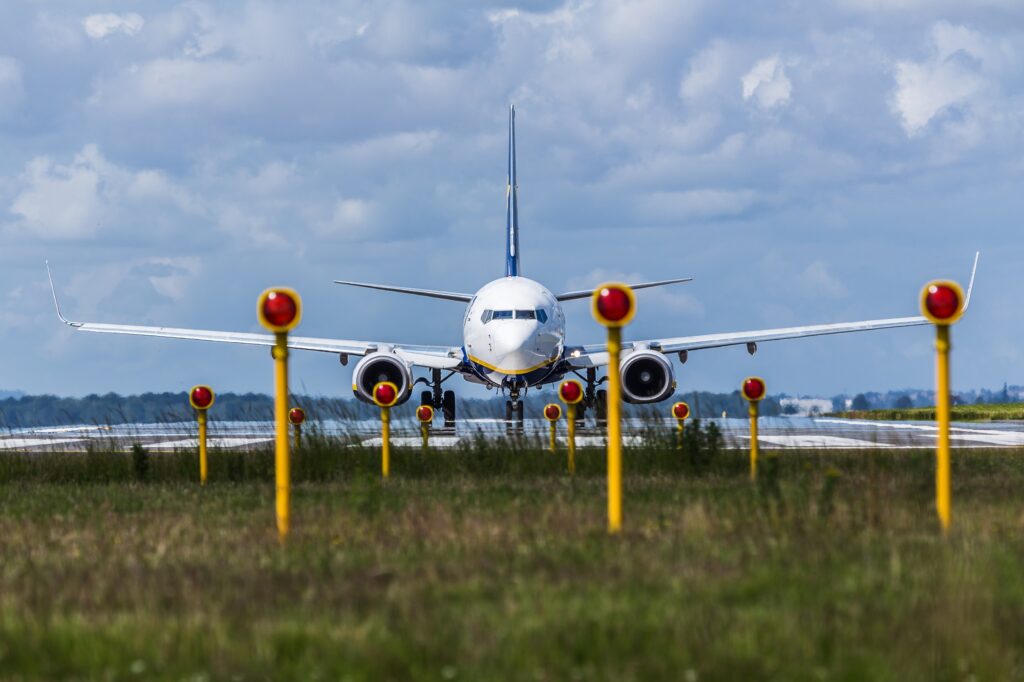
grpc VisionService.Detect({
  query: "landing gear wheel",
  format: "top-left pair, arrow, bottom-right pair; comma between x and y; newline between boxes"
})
595,389 -> 608,428
442,390 -> 456,428
575,402 -> 587,428
420,390 -> 433,408
504,400 -> 525,434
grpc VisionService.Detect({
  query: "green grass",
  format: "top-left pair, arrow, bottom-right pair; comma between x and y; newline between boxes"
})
2,435 -> 1024,680
833,401 -> 1024,421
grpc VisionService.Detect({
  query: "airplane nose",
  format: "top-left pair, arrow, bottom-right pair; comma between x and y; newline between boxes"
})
491,323 -> 534,355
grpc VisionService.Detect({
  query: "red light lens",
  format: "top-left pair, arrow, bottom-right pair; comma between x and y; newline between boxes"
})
375,383 -> 397,406
544,404 -> 560,420
673,403 -> 689,419
191,386 -> 213,409
596,287 -> 632,322
925,284 -> 960,320
743,378 -> 765,401
263,291 -> 297,327
288,407 -> 305,425
417,406 -> 433,422
560,381 -> 582,403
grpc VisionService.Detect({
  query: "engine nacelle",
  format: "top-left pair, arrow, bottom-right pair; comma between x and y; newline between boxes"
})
352,352 -> 414,405
620,350 -> 675,404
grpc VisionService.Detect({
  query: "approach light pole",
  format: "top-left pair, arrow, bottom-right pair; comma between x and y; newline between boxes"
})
592,282 -> 636,534
416,404 -> 434,450
373,381 -> 400,478
544,403 -> 562,454
920,280 -> 965,532
257,287 -> 302,540
189,385 -> 215,485
288,406 -> 306,450
741,377 -> 766,480
559,379 -> 583,474
672,401 -> 690,450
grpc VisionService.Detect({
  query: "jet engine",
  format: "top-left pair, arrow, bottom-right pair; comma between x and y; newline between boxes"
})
352,352 -> 414,405
620,350 -> 675,404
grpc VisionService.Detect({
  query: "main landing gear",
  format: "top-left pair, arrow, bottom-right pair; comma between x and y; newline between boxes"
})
583,368 -> 608,429
419,368 -> 456,429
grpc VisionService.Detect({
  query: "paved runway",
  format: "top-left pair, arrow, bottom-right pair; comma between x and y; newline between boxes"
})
1,416 -> 1024,452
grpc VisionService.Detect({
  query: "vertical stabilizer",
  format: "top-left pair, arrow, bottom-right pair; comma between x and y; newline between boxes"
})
505,105 -> 520,277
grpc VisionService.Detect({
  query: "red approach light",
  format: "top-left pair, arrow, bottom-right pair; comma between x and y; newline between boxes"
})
596,287 -> 632,322
559,380 -> 583,404
288,407 -> 306,425
263,290 -> 298,328
417,405 -> 434,423
924,284 -> 960,321
672,402 -> 690,420
190,385 -> 214,410
374,382 -> 398,407
742,377 -> 766,402
544,403 -> 562,421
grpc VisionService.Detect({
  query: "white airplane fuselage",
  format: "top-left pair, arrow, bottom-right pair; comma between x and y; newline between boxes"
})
462,276 -> 566,387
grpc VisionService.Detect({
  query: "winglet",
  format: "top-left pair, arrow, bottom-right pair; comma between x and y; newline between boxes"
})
963,251 -> 980,313
45,261 -> 80,327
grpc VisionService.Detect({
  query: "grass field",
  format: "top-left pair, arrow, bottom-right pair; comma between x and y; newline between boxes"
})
834,401 -> 1024,421
2,429 -> 1024,680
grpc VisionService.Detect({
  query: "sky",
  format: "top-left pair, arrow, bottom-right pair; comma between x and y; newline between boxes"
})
0,0 -> 1022,399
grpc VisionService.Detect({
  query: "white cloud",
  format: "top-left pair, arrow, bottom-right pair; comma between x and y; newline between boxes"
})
741,55 -> 792,109
11,148 -> 106,239
0,56 -> 23,118
82,12 -> 144,39
889,22 -> 1009,136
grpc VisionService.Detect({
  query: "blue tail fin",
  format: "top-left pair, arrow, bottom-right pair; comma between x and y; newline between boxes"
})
505,104 -> 520,277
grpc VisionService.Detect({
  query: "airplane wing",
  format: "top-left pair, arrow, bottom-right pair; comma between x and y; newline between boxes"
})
333,280 -> 473,302
47,265 -> 462,370
567,252 -> 978,369
555,277 -> 693,302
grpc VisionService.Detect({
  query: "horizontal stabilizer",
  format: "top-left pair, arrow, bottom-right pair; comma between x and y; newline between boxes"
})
333,280 -> 473,303
556,277 -> 693,302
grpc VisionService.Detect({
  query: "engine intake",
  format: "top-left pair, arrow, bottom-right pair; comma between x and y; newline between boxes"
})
352,352 -> 413,405
620,350 -> 675,404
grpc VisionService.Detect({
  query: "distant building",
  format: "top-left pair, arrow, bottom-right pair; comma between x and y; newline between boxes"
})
779,397 -> 833,417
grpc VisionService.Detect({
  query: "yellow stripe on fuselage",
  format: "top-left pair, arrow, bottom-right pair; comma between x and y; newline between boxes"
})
469,354 -> 556,376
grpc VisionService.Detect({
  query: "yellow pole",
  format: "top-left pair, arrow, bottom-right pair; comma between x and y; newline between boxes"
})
198,410 -> 208,485
273,332 -> 290,539
607,326 -> 623,533
936,325 -> 952,532
421,423 -> 429,450
677,419 -> 684,450
567,403 -> 576,475
749,402 -> 759,481
381,407 -> 391,478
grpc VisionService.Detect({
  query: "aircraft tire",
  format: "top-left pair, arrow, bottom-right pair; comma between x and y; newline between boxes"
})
420,390 -> 433,408
596,389 -> 608,428
443,390 -> 456,427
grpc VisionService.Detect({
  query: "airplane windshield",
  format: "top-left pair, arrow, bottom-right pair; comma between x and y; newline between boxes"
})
480,309 -> 548,323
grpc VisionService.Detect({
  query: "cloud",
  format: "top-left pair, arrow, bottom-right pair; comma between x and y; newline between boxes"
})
0,56 -> 23,118
889,22 -> 1011,136
82,13 -> 144,39
741,55 -> 792,109
10,148 -> 106,239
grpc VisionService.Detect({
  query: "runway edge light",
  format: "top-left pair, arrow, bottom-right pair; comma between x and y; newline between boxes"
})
416,404 -> 434,450
258,286 -> 302,541
189,385 -> 215,485
920,279 -> 965,533
741,377 -> 766,481
374,381 -> 400,478
559,380 -> 583,474
591,282 -> 636,534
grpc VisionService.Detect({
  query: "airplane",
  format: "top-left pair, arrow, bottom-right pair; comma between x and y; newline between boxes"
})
48,106 -> 979,430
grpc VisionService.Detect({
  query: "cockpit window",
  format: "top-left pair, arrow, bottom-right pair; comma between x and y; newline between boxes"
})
514,310 -> 535,320
481,310 -> 493,323
492,310 -> 514,320
536,309 -> 548,324
482,309 -> 548,323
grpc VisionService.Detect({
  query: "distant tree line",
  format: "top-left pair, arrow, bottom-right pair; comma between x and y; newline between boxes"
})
0,389 -> 782,428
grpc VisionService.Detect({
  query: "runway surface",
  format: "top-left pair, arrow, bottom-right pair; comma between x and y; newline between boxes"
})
2,416 -> 1024,452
